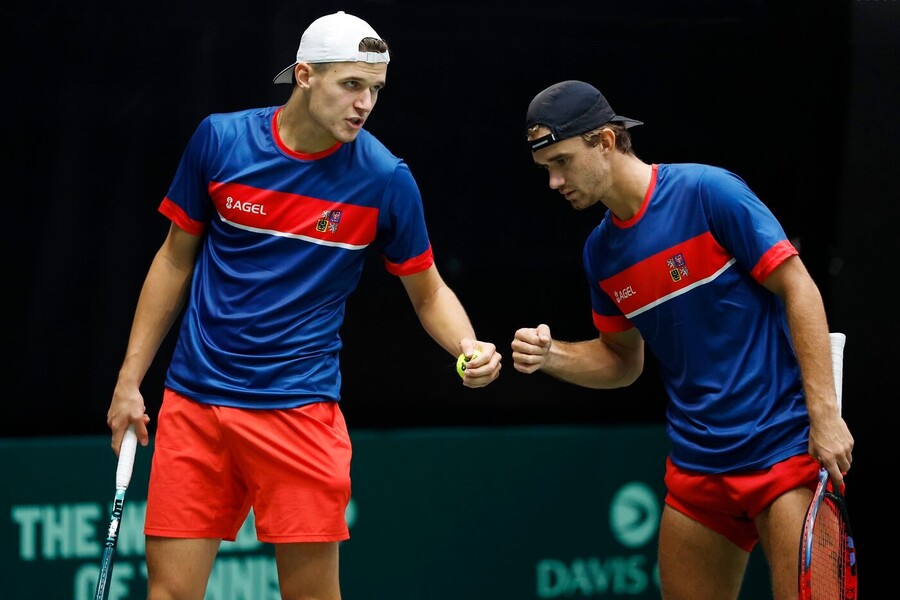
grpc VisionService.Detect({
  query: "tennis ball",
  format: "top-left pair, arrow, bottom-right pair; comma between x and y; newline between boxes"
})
456,350 -> 481,378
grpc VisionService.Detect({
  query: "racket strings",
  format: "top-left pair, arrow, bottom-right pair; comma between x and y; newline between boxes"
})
808,497 -> 848,599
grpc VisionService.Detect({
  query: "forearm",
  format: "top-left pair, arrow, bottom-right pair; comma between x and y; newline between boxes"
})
412,285 -> 477,356
543,337 -> 643,389
783,280 -> 839,419
117,252 -> 193,388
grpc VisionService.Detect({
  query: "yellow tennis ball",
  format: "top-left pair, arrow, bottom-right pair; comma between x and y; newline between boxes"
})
456,350 -> 481,378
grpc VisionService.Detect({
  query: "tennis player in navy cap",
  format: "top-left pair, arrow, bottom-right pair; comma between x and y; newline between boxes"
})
511,80 -> 854,599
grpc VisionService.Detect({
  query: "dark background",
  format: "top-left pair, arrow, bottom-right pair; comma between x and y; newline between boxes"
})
3,0 -> 893,596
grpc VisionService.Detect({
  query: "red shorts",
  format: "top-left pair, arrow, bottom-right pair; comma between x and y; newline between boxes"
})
145,388 -> 352,543
664,454 -> 819,551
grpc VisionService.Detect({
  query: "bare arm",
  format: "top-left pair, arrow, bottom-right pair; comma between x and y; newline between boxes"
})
107,224 -> 202,453
399,265 -> 501,387
511,324 -> 644,389
763,255 -> 854,487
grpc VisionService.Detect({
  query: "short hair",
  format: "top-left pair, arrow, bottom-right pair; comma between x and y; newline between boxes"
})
584,122 -> 636,155
526,121 -> 636,156
309,37 -> 390,73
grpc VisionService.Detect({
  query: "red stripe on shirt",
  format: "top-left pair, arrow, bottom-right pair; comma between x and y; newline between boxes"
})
750,239 -> 797,283
208,181 -> 378,247
593,312 -> 633,333
598,231 -> 732,317
159,198 -> 206,236
384,246 -> 434,276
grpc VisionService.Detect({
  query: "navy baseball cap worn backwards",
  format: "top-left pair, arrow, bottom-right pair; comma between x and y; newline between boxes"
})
525,80 -> 643,152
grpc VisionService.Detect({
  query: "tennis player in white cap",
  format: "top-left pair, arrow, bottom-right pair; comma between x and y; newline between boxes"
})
107,11 -> 501,599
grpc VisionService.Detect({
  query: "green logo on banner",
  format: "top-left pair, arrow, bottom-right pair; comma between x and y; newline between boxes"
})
610,482 -> 660,549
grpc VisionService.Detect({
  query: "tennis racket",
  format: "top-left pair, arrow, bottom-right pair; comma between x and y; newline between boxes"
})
798,332 -> 858,599
94,425 -> 139,600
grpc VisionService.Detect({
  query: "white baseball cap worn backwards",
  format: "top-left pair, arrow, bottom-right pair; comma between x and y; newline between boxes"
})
273,11 -> 390,84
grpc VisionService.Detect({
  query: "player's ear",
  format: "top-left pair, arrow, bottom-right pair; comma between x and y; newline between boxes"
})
294,63 -> 313,87
600,127 -> 617,151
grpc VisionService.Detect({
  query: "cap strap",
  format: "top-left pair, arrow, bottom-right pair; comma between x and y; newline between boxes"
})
358,51 -> 390,64
529,132 -> 559,152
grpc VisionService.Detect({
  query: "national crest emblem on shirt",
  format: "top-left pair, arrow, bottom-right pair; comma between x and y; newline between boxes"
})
316,209 -> 343,234
667,253 -> 689,282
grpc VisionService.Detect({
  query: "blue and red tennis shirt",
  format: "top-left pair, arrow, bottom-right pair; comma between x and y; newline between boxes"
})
159,106 -> 433,410
586,163 -> 809,473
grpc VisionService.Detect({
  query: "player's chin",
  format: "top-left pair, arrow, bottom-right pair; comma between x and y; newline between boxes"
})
337,122 -> 364,140
571,198 -> 593,211
334,131 -> 361,144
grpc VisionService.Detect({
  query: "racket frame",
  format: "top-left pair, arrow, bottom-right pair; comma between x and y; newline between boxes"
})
797,332 -> 857,599
94,425 -> 138,600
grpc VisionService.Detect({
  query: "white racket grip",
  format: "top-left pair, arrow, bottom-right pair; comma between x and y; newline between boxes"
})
116,426 -> 138,489
829,332 -> 846,414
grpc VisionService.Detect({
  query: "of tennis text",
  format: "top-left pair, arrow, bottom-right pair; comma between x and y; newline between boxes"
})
10,501 -> 281,599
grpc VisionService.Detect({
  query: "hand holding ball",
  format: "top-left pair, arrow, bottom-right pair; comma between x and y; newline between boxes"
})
456,350 -> 481,378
